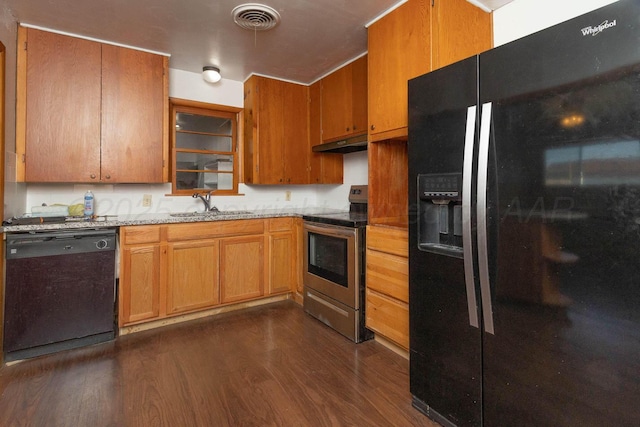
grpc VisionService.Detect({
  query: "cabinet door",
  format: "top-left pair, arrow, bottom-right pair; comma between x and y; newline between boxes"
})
309,81 -> 343,184
167,240 -> 219,314
268,232 -> 294,295
432,0 -> 492,70
321,62 -> 352,141
321,55 -> 368,142
220,235 -> 264,303
102,44 -> 166,183
368,0 -> 431,141
120,244 -> 161,326
282,82 -> 310,184
254,77 -> 285,184
23,28 -> 102,182
350,55 -> 368,136
244,76 -> 309,184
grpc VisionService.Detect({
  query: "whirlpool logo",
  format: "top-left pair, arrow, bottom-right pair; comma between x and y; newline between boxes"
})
581,19 -> 617,36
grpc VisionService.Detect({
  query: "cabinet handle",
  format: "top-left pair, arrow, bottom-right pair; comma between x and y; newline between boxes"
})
370,124 -> 375,131
105,174 -> 111,180
90,174 -> 96,179
353,125 -> 357,130
346,127 -> 350,132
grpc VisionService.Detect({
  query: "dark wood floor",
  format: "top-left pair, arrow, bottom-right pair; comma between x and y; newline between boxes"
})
0,300 -> 437,426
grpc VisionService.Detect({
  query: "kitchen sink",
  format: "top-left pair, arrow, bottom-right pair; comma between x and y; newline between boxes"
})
169,210 -> 252,218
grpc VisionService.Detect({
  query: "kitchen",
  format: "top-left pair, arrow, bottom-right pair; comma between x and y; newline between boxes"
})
0,0 -> 636,426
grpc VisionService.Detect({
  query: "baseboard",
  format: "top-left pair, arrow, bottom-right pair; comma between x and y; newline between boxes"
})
373,334 -> 409,359
119,294 -> 291,336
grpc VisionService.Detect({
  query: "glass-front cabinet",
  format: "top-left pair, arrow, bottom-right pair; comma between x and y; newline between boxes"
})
170,101 -> 240,194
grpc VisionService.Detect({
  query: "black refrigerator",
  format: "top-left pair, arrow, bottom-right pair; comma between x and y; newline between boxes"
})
408,1 -> 640,426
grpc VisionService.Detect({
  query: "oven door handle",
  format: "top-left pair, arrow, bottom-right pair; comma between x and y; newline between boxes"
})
303,221 -> 358,238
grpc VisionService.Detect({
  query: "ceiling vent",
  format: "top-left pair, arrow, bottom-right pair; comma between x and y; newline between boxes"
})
232,4 -> 281,31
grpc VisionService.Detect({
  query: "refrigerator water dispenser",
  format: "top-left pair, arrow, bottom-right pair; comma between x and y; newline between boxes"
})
416,173 -> 463,258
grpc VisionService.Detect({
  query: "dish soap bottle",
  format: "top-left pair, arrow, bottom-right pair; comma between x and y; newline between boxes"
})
84,190 -> 95,218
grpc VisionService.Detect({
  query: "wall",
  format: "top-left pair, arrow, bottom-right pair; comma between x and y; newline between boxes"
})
23,68 -> 367,216
493,0 -> 618,45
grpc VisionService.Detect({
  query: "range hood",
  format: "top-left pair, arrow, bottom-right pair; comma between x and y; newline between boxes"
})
312,133 -> 368,154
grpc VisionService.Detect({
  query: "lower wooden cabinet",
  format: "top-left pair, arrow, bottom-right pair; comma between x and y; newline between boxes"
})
119,218 -> 299,327
167,240 -> 219,314
220,235 -> 265,303
267,217 -> 298,295
119,225 -> 163,325
268,233 -> 294,294
120,243 -> 161,324
365,225 -> 409,349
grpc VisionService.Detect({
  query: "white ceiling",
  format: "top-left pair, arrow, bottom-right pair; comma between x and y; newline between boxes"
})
5,0 -> 406,84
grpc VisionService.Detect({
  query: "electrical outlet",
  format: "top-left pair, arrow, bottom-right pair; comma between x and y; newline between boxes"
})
142,194 -> 152,207
285,191 -> 291,201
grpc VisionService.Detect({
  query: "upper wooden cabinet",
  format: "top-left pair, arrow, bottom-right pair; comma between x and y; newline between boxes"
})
16,27 -> 168,183
243,75 -> 309,184
321,55 -> 368,142
101,44 -> 167,183
368,0 -> 431,142
308,80 -> 343,184
367,0 -> 491,142
431,0 -> 493,70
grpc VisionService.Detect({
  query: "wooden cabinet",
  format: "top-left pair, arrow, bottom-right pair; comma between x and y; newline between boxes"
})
243,75 -> 310,184
369,140 -> 410,228
101,44 -> 167,183
368,0 -> 431,142
431,0 -> 494,70
220,235 -> 265,303
119,226 -> 163,326
167,240 -> 219,314
367,0 -> 491,142
119,218 -> 298,327
365,225 -> 409,350
321,55 -> 368,142
16,27 -> 168,183
267,218 -> 296,295
308,80 -> 343,184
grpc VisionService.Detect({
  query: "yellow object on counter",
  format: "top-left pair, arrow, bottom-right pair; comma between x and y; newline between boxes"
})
68,204 -> 84,217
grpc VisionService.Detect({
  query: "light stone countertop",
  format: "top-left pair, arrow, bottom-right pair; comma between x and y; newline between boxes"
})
2,207 -> 346,233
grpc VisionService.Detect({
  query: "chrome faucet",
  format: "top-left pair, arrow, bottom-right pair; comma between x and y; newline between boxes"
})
192,192 -> 219,212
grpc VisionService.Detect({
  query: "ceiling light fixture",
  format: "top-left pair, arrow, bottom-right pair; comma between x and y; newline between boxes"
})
202,66 -> 222,83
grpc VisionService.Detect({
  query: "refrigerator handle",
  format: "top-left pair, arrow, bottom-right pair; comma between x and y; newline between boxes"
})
462,105 -> 479,329
477,102 -> 495,335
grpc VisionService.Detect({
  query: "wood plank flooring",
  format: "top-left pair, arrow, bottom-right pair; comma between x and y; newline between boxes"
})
0,300 -> 437,426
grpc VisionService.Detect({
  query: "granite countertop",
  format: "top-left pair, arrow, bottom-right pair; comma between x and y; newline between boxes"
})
1,207 -> 346,233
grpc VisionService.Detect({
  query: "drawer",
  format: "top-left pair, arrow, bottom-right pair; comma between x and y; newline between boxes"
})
167,219 -> 264,241
365,288 -> 409,350
366,225 -> 408,257
121,225 -> 162,245
268,217 -> 294,232
366,248 -> 409,303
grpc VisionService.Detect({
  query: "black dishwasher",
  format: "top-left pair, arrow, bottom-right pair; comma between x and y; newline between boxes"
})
4,229 -> 117,361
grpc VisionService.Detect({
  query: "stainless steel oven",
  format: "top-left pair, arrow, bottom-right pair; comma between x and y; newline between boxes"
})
302,185 -> 372,343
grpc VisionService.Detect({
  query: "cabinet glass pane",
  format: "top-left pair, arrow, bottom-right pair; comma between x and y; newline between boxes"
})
176,156 -> 234,191
175,153 -> 233,170
176,112 -> 232,135
175,132 -> 232,152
